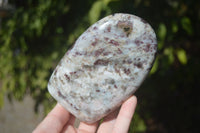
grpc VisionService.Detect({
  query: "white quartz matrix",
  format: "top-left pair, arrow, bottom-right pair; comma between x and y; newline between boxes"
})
48,13 -> 157,123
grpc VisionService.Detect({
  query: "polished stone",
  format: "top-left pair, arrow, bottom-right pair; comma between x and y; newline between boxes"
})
48,13 -> 157,123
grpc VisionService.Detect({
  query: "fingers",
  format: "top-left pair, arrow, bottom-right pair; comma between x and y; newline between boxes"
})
67,115 -> 76,125
33,96 -> 137,133
112,96 -> 137,133
33,103 -> 70,133
97,108 -> 119,133
61,115 -> 76,133
61,125 -> 77,133
78,121 -> 99,133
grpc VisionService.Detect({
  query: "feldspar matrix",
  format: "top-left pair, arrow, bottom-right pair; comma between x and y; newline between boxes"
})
48,13 -> 157,123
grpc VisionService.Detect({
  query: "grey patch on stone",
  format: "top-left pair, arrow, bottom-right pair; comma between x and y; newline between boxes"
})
48,13 -> 157,123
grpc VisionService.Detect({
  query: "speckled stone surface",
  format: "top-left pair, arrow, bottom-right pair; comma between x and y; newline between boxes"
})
48,13 -> 157,123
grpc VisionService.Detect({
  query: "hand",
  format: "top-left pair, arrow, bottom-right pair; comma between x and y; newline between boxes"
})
33,95 -> 137,133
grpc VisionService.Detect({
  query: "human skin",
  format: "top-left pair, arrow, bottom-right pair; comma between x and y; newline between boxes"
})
33,95 -> 137,133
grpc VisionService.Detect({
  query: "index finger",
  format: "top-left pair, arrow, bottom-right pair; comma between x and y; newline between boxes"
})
112,96 -> 137,133
33,103 -> 70,133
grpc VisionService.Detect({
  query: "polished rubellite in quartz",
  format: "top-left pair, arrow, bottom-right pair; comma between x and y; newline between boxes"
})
48,13 -> 157,123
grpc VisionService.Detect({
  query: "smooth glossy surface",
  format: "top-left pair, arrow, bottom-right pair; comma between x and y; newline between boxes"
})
48,13 -> 157,123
